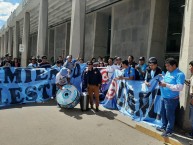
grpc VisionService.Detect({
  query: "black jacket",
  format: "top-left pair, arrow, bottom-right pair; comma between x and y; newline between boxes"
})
145,66 -> 162,82
87,68 -> 102,86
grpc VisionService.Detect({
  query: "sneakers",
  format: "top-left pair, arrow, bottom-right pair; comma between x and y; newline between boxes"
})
156,126 -> 166,132
161,131 -> 173,137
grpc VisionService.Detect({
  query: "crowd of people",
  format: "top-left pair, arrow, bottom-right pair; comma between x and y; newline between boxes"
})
1,53 -> 193,140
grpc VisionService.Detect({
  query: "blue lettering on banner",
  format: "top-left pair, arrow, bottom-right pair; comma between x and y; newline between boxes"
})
0,67 -> 59,107
102,69 -> 162,125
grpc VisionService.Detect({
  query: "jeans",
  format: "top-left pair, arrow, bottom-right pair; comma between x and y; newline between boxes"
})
160,98 -> 179,132
189,104 -> 193,129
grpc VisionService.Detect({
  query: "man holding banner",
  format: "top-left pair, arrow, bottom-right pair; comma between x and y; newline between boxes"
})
157,58 -> 185,137
115,60 -> 135,80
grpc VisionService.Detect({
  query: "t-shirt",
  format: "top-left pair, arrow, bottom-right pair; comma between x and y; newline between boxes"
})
162,68 -> 185,99
123,66 -> 135,78
106,64 -> 119,79
63,61 -> 74,71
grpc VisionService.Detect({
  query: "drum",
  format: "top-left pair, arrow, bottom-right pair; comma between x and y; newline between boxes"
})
56,85 -> 80,108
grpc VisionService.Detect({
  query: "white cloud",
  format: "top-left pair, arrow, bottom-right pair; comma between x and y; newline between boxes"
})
0,1 -> 19,21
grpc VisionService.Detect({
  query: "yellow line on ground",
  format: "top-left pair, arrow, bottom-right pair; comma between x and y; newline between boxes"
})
135,124 -> 182,145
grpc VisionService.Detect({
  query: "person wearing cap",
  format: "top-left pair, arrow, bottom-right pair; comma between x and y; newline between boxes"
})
144,57 -> 162,86
156,58 -> 185,137
55,67 -> 71,90
86,61 -> 102,112
135,57 -> 147,80
28,57 -> 39,68
39,55 -> 51,68
0,53 -> 13,67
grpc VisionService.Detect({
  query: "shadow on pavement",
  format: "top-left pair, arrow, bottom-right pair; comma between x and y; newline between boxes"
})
0,99 -> 57,110
59,106 -> 118,121
172,133 -> 192,145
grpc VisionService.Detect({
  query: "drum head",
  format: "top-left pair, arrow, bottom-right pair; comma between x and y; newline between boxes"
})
56,85 -> 80,108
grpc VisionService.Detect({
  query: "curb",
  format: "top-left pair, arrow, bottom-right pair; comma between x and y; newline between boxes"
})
100,106 -> 183,145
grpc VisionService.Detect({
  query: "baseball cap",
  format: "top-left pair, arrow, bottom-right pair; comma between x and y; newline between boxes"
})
5,53 -> 9,57
148,57 -> 157,64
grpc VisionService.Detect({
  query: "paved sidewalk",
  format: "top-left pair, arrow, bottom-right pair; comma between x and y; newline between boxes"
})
99,105 -> 192,145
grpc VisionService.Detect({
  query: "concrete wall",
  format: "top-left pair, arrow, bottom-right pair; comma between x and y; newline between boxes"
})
148,0 -> 169,67
84,13 -> 95,61
48,29 -> 55,63
66,22 -> 71,57
29,34 -> 37,58
111,0 -> 151,61
46,22 -> 71,63
54,24 -> 66,60
93,12 -> 109,58
177,0 -> 193,130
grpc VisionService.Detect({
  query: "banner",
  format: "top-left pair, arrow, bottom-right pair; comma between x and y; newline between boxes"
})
0,66 -> 163,125
0,67 -> 58,107
0,63 -> 86,107
102,69 -> 162,125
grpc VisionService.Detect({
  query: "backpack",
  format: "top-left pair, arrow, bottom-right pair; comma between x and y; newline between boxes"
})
128,67 -> 140,80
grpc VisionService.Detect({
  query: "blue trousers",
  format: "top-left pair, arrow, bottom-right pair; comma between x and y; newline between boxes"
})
189,104 -> 193,129
160,98 -> 179,132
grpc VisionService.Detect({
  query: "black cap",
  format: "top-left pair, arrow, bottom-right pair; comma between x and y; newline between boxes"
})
42,55 -> 47,59
148,57 -> 157,64
139,56 -> 145,61
5,53 -> 9,57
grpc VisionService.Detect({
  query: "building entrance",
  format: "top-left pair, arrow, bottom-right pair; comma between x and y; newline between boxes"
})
165,0 -> 185,60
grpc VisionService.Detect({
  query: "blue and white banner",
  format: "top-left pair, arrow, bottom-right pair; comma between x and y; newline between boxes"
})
0,65 -> 163,125
0,67 -> 58,107
0,63 -> 86,107
102,69 -> 162,125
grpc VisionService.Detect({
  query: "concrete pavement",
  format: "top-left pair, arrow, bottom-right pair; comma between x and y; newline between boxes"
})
0,100 -> 165,145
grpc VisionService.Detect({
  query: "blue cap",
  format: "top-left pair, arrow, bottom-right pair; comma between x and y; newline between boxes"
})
59,68 -> 68,76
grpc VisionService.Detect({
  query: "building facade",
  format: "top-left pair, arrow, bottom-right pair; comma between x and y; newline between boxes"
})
0,0 -> 193,129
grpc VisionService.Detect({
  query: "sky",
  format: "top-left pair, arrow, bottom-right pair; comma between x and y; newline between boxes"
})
0,0 -> 21,28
